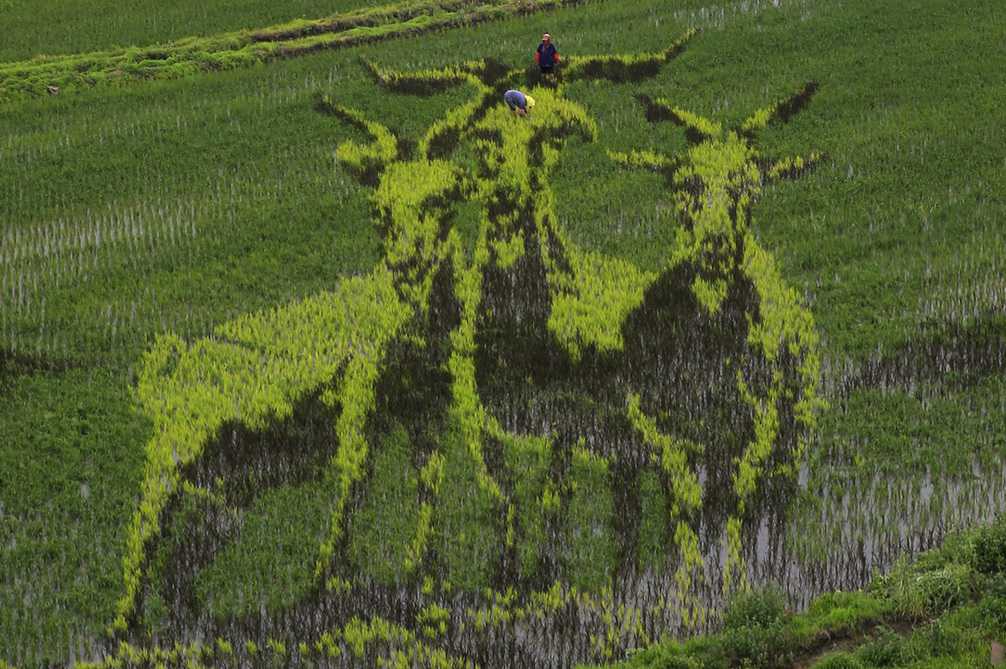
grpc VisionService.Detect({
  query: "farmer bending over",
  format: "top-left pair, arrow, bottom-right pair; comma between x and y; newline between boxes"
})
535,33 -> 560,76
504,89 -> 536,116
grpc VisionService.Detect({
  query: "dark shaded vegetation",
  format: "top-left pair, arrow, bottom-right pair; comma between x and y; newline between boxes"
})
0,348 -> 74,391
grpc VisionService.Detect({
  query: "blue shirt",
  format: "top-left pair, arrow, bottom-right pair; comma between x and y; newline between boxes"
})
504,90 -> 527,110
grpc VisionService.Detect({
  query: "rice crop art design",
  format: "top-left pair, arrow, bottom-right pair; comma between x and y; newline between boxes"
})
107,31 -> 826,668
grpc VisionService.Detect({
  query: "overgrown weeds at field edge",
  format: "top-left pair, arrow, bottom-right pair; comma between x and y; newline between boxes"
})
597,518 -> 1006,669
0,0 -> 589,102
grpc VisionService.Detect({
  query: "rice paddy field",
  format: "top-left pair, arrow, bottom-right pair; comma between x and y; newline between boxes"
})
1,0 -> 1005,667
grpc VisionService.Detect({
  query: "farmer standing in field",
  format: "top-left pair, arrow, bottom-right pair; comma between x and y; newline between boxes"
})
504,89 -> 536,116
535,32 -> 560,77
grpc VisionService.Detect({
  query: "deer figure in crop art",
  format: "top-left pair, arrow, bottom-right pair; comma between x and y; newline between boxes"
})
111,30 -> 826,666
607,83 -> 826,591
111,97 -> 472,634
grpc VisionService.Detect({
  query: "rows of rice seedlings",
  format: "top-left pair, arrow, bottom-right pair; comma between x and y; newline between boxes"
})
0,65 -> 377,368
453,54 -> 828,652
78,615 -> 472,669
12,442 -> 1006,668
590,519 -> 1006,668
5,0 -> 981,368
2,507 -> 117,667
0,22 -> 492,663
669,0 -> 833,30
110,62 -> 491,631
0,362 -> 151,669
0,156 -> 333,300
0,61 -> 353,192
918,239 -> 1006,327
764,249 -> 1006,627
0,40 -> 376,657
818,320 -> 1006,403
779,455 -> 1006,610
1,199 -> 200,312
1,66 -> 359,229
25,14 -> 849,655
113,269 -> 411,632
0,0 -> 395,62
802,182 -> 1006,378
0,170 -> 328,364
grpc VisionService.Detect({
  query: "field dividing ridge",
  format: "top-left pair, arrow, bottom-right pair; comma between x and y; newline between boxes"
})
0,0 -> 592,103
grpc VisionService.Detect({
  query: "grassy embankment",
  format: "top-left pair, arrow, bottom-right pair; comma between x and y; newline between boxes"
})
595,517 -> 1006,668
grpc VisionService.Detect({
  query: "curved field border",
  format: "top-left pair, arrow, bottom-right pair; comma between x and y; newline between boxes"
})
0,0 -> 591,103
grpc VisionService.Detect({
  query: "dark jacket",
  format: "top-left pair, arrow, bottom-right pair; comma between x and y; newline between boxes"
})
536,42 -> 558,68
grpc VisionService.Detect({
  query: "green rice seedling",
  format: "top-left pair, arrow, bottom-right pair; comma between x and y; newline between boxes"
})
636,468 -> 670,571
347,425 -> 424,584
500,432 -> 553,581
563,446 -> 617,592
